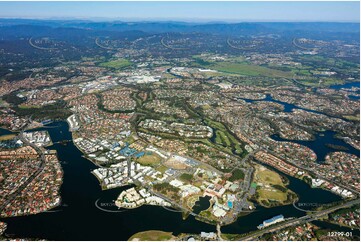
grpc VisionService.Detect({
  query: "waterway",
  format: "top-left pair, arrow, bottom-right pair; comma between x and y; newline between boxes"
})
330,81 -> 360,101
329,81 -> 360,90
312,220 -> 360,236
271,130 -> 360,162
193,196 -> 211,214
0,121 -> 357,240
0,127 -> 15,136
348,95 -> 360,101
241,84 -> 360,123
1,122 -> 216,240
241,94 -> 332,115
240,92 -> 360,162
222,162 -> 343,234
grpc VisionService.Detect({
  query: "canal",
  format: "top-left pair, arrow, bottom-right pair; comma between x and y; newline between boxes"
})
0,121 -> 356,240
271,130 -> 360,162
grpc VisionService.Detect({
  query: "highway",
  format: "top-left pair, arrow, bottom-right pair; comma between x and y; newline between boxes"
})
236,199 -> 359,241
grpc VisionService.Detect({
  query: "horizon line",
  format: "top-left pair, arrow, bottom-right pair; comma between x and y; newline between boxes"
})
0,17 -> 360,24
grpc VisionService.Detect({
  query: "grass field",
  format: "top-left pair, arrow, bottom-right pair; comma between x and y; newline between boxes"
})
99,58 -> 132,69
297,77 -> 344,87
258,188 -> 287,202
253,165 -> 292,206
136,153 -> 161,166
255,165 -> 283,185
222,233 -> 243,241
179,173 -> 193,182
208,61 -> 293,78
156,165 -> 169,173
204,118 -> 244,155
191,55 -> 294,78
128,230 -> 174,241
215,130 -> 231,146
0,134 -> 16,141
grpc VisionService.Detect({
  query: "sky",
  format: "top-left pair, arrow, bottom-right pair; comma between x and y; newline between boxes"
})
0,1 -> 359,22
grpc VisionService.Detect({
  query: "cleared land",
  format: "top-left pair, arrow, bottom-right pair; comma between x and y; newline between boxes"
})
164,157 -> 188,170
99,58 -> 132,69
